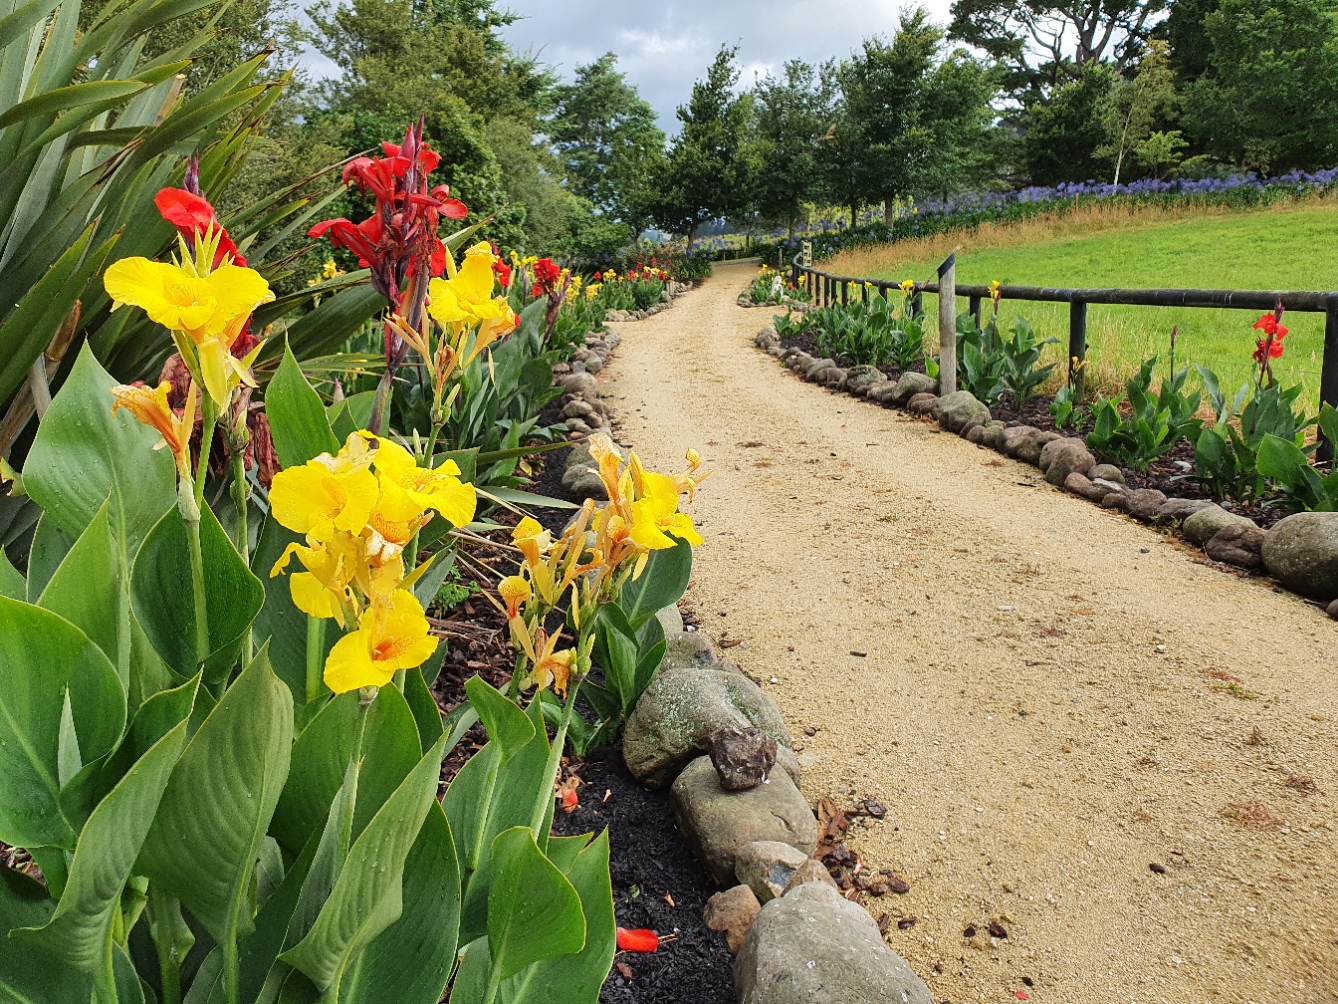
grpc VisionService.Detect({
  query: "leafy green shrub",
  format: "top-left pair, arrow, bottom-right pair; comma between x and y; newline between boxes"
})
805,292 -> 925,370
1086,357 -> 1203,468
1194,367 -> 1315,500
1050,385 -> 1083,428
1256,405 -> 1338,511
773,311 -> 810,339
956,312 -> 1057,407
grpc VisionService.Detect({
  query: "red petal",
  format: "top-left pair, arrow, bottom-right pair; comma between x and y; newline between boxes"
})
440,198 -> 469,221
155,187 -> 216,230
1016,993 -> 1030,1001
308,217 -> 352,239
616,928 -> 658,953
419,147 -> 441,173
381,141 -> 402,158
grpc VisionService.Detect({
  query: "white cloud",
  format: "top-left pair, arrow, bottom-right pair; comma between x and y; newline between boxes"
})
294,0 -> 958,132
501,0 -> 955,131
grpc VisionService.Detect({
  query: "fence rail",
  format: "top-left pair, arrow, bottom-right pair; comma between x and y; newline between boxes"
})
789,259 -> 1338,461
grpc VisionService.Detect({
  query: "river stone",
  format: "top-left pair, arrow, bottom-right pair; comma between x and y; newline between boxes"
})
662,630 -> 732,672
567,469 -> 607,500
820,367 -> 848,389
887,371 -> 938,405
755,328 -> 779,349
1123,488 -> 1168,521
783,857 -> 840,895
1262,512 -> 1338,599
965,423 -> 987,443
959,410 -> 989,437
1065,472 -> 1109,502
1016,430 -> 1062,466
907,392 -> 938,414
786,353 -> 812,372
656,604 -> 684,636
624,669 -> 797,789
708,725 -> 778,790
1041,438 -> 1095,485
845,365 -> 883,394
1088,463 -> 1125,484
1205,524 -> 1268,570
672,756 -> 817,885
979,421 -> 1008,449
767,344 -> 783,357
734,882 -> 933,1004
704,885 -> 761,954
803,357 -> 837,379
1157,498 -> 1216,523
557,371 -> 598,398
932,390 -> 990,434
1000,425 -> 1041,457
583,355 -> 603,373
561,462 -> 598,490
735,841 -> 811,903
865,380 -> 898,403
1182,505 -> 1256,545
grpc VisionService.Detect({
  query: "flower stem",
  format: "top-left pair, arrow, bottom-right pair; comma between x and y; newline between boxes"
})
368,371 -> 393,436
529,678 -> 580,839
195,396 -> 217,512
150,885 -> 183,1004
305,616 -> 326,705
230,453 -> 252,661
180,481 -> 209,670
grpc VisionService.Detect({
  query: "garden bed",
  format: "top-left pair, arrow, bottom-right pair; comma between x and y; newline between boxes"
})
772,332 -> 1296,528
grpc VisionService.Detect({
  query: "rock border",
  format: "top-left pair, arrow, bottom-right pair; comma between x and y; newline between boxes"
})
601,279 -> 694,324
753,323 -> 1338,617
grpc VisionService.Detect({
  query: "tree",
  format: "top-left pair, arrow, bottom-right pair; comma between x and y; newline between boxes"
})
1154,0 -> 1219,83
751,62 -> 834,234
548,53 -> 666,230
1098,38 -> 1178,187
1180,0 -> 1338,173
649,45 -> 752,240
301,0 -> 552,249
835,10 -> 998,216
1022,61 -> 1115,185
948,0 -> 1168,103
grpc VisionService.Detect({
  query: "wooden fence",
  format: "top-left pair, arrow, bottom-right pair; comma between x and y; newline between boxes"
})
789,256 -> 1338,461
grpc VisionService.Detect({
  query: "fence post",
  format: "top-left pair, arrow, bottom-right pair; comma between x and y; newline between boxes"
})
968,295 -> 981,328
1320,297 -> 1338,464
841,280 -> 848,307
1069,300 -> 1088,404
938,253 -> 957,395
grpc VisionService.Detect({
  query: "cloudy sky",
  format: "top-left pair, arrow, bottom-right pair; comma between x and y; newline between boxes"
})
300,2 -> 958,131
498,0 -> 955,130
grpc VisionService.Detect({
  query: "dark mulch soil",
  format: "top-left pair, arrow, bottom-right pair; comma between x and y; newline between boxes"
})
552,746 -> 735,1004
776,334 -> 1296,529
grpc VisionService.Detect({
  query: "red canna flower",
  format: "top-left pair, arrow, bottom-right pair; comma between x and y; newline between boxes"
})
1253,337 -> 1285,363
154,188 -> 245,268
616,928 -> 659,952
1252,313 -> 1288,339
533,258 -> 561,293
493,259 -> 512,288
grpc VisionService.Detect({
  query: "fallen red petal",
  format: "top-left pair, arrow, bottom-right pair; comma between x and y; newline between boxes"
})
616,927 -> 659,952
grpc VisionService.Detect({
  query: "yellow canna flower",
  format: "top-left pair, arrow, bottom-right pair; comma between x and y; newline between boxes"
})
362,434 -> 476,528
527,627 -> 574,696
511,516 -> 551,571
499,575 -> 530,618
629,471 -> 703,551
110,380 -> 196,479
899,279 -> 916,295
270,539 -> 352,626
988,279 -> 1002,300
103,257 -> 273,405
268,454 -> 380,542
323,589 -> 438,693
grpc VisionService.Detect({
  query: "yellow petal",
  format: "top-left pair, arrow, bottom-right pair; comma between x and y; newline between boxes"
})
323,628 -> 392,694
197,337 -> 230,405
290,572 -> 337,618
204,264 -> 274,322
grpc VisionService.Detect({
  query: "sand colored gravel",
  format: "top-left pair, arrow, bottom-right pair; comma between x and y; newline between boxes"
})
599,263 -> 1337,1004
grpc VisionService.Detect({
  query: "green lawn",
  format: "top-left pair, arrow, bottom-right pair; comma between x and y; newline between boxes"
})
860,204 -> 1338,408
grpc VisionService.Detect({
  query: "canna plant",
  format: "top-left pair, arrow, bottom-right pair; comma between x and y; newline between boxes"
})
0,183 -> 638,1004
494,435 -> 707,753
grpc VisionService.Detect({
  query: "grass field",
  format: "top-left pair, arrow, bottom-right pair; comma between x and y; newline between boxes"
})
826,199 -> 1338,407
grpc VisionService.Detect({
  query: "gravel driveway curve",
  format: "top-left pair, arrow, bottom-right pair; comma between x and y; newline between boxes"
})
601,262 -> 1337,1004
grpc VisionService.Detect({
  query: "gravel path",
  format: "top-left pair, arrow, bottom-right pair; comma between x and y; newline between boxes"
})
601,263 -> 1337,1004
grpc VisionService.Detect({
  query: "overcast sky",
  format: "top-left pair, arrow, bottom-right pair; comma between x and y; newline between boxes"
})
499,0 -> 956,131
300,1 -> 958,132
